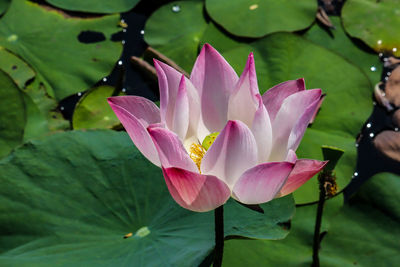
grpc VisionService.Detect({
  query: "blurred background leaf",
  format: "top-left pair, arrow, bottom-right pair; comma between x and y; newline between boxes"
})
205,0 -> 317,38
342,0 -> 400,57
45,0 -> 140,14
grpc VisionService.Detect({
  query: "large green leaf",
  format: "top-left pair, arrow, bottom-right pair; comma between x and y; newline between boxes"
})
223,173 -> 400,266
320,173 -> 400,266
0,47 -> 35,89
222,32 -> 371,203
304,17 -> 381,85
0,0 -> 10,15
144,0 -> 208,72
45,0 -> 140,13
72,85 -> 120,130
0,0 -> 122,100
199,22 -> 243,54
0,130 -> 295,266
342,0 -> 400,57
222,196 -> 343,266
205,0 -> 317,38
0,69 -> 26,158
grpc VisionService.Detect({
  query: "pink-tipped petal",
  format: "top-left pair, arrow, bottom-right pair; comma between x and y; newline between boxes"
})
279,159 -> 328,197
172,75 -> 190,140
251,95 -> 273,163
108,96 -> 160,127
190,44 -> 239,132
162,167 -> 231,212
154,60 -> 185,129
269,89 -> 322,161
228,53 -> 259,126
148,127 -> 198,172
262,78 -> 305,121
201,120 -> 258,189
108,97 -> 161,166
233,162 -> 294,204
287,96 -> 322,152
285,149 -> 297,163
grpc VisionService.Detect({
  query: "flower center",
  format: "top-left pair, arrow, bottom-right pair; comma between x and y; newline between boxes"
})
189,143 -> 206,172
189,132 -> 219,172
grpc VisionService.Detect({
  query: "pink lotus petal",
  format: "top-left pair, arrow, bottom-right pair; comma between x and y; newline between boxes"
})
108,96 -> 161,166
190,44 -> 239,132
108,96 -> 160,127
171,75 -> 190,140
228,53 -> 259,127
232,162 -> 294,204
148,127 -> 198,172
154,59 -> 183,129
287,96 -> 322,152
279,159 -> 328,197
262,78 -> 305,121
269,89 -> 322,161
285,149 -> 297,163
162,167 -> 231,212
251,95 -> 273,163
201,120 -> 258,189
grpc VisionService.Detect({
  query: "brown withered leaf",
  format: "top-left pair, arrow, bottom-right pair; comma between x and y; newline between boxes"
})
385,66 -> 400,107
374,130 -> 400,162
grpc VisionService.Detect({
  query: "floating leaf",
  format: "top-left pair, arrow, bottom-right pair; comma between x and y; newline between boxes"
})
320,173 -> 400,265
342,0 -> 400,57
222,32 -> 371,203
205,0 -> 317,38
45,0 -> 140,13
72,86 -> 120,130
199,21 -> 243,54
304,16 -> 381,84
0,0 -> 122,100
224,172 -> 400,266
0,69 -> 26,158
0,47 -> 35,88
0,0 -> 9,15
222,196 -> 343,266
0,130 -> 295,266
144,0 -> 208,72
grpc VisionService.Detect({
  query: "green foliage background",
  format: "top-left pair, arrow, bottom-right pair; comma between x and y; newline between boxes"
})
0,0 -> 399,266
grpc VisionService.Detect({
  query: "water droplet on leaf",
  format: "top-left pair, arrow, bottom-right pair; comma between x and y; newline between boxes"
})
172,5 -> 181,12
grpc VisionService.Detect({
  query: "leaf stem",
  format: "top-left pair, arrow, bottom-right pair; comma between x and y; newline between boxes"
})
214,205 -> 224,267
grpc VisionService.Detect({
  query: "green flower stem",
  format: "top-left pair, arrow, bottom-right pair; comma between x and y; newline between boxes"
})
214,205 -> 224,267
312,173 -> 327,267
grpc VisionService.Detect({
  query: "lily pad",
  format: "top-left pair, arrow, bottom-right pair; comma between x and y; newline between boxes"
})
72,86 -> 120,130
205,0 -> 317,38
222,32 -> 371,203
0,69 -> 26,158
320,172 -> 400,266
0,0 -> 122,100
199,22 -> 243,54
45,0 -> 140,13
304,16 -> 381,85
0,0 -> 10,15
223,173 -> 400,266
0,130 -> 295,266
222,195 -> 343,266
0,47 -> 35,88
144,0 -> 208,72
342,0 -> 400,57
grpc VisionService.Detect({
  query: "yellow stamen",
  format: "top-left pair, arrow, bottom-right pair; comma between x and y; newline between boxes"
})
189,143 -> 206,172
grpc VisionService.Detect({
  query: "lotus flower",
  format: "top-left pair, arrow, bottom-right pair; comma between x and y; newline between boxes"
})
108,44 -> 327,212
